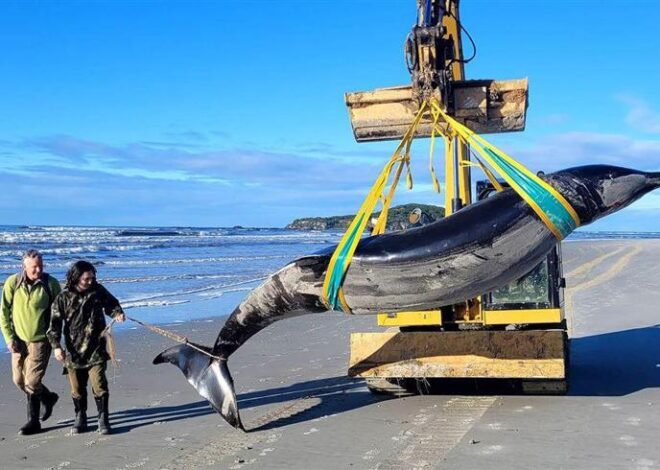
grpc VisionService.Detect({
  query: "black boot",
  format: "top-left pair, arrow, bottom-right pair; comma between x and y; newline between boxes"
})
71,396 -> 88,434
19,393 -> 42,435
40,387 -> 59,422
95,394 -> 111,435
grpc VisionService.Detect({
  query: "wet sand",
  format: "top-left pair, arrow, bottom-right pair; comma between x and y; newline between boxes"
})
0,239 -> 659,469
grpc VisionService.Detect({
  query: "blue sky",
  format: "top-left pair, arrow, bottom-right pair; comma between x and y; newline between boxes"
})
1,1 -> 660,230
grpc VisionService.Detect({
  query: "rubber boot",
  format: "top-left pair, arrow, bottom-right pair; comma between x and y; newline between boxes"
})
19,393 -> 42,435
71,396 -> 88,434
40,387 -> 59,422
95,395 -> 111,435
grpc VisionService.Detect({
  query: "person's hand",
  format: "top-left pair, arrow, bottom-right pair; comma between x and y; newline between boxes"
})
115,313 -> 126,323
54,348 -> 66,363
7,340 -> 19,354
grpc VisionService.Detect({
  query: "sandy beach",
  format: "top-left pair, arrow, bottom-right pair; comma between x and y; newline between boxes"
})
0,239 -> 659,469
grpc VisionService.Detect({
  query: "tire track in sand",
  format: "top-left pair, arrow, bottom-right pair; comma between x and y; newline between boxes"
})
367,396 -> 497,470
565,245 -> 629,279
565,244 -> 642,335
162,397 -> 321,469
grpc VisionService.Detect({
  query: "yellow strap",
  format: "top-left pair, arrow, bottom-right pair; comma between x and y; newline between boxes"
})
428,106 -> 442,193
474,132 -> 580,226
372,130 -> 416,235
438,119 -> 563,238
433,100 -> 579,225
324,95 -> 582,312
460,157 -> 504,192
430,99 -> 580,238
372,158 -> 406,235
322,101 -> 429,310
337,288 -> 351,314
405,158 -> 413,190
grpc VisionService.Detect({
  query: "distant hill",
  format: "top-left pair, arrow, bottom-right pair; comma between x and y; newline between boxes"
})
286,203 -> 444,231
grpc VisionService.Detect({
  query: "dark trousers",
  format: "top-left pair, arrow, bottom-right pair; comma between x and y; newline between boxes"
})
67,363 -> 108,399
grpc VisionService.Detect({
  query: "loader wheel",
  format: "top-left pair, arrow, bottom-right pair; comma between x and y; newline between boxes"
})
365,378 -> 417,397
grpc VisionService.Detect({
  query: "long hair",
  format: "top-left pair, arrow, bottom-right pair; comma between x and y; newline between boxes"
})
65,260 -> 97,290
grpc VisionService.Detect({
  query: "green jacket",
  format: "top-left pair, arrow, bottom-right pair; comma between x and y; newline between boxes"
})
1,273 -> 62,344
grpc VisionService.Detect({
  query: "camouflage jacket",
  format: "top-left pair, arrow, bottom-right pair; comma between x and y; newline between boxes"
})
47,283 -> 123,369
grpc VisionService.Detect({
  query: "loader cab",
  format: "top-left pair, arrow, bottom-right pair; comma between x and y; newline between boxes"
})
376,180 -> 567,328
477,180 -> 566,327
347,0 -> 568,395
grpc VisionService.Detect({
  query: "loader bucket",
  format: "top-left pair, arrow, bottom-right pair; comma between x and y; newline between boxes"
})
345,78 -> 529,142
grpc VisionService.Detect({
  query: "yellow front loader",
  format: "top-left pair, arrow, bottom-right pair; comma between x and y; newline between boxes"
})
345,0 -> 569,395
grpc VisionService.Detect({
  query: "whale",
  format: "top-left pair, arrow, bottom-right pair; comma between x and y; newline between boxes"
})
154,165 -> 660,430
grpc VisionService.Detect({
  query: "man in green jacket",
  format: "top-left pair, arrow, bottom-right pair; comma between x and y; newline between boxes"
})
1,250 -> 62,435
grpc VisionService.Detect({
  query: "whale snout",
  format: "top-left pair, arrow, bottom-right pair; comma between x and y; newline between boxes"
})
153,344 -> 245,431
647,172 -> 660,189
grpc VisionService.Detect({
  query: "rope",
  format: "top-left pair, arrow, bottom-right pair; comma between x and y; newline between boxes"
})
100,318 -> 120,383
98,315 -> 221,374
126,316 -> 221,360
321,100 -> 429,312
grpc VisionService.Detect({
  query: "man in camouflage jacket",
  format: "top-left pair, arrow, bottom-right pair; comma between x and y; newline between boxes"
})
47,260 -> 125,434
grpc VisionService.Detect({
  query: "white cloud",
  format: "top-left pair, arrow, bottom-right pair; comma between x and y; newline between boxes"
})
8,135 -> 386,191
4,127 -> 660,227
617,94 -> 660,134
506,131 -> 660,172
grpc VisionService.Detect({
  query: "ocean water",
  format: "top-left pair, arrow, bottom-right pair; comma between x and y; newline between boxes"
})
1,224 -> 658,348
0,225 -> 342,347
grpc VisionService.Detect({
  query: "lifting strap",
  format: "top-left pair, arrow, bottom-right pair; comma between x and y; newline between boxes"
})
428,104 -> 443,193
322,98 -> 581,312
321,101 -> 428,312
429,100 -> 581,239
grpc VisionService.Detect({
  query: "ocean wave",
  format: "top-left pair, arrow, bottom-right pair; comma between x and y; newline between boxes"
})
568,231 -> 660,240
0,255 -> 282,270
0,228 -> 337,262
116,230 -> 199,237
197,286 -> 254,298
0,244 -> 164,257
101,273 -> 239,284
122,299 -> 191,309
0,233 -> 117,245
25,226 -> 113,232
101,255 -> 290,266
2,227 -> 334,241
0,236 -> 333,254
119,276 -> 267,304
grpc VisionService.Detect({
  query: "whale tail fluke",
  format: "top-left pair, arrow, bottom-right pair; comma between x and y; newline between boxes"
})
153,345 -> 244,431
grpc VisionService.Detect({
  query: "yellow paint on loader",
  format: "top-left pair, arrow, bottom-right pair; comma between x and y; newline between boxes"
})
344,79 -> 529,143
348,330 -> 567,379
